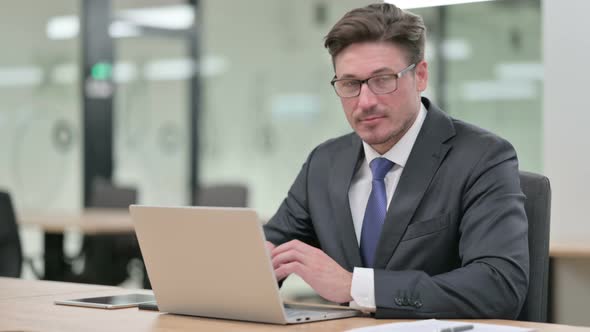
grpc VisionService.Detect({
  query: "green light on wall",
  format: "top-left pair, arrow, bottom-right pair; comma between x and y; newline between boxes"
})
91,62 -> 113,80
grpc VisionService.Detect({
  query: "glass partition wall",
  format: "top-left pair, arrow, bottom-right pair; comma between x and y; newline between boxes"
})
442,0 -> 542,172
0,0 -> 541,219
0,1 -> 82,280
199,0 -> 542,218
0,1 -> 82,212
110,0 -> 194,206
0,0 -> 541,283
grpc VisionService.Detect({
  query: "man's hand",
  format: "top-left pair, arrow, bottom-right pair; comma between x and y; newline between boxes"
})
270,239 -> 353,303
265,241 -> 276,254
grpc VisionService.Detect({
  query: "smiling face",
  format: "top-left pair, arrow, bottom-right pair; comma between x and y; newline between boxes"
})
334,42 -> 428,154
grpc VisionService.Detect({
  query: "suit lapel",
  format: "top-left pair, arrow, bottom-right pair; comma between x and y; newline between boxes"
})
329,135 -> 364,270
373,99 -> 455,269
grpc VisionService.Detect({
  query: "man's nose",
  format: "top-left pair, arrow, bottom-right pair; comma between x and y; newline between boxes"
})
357,82 -> 378,109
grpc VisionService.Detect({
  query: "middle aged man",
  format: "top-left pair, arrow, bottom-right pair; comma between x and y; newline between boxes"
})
263,3 -> 529,319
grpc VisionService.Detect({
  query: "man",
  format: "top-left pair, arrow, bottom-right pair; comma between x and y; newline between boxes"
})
263,3 -> 528,319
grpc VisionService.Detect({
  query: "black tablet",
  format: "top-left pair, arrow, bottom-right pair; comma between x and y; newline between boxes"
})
55,293 -> 155,309
138,301 -> 159,311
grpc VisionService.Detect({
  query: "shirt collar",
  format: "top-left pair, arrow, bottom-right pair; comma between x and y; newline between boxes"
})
362,101 -> 427,168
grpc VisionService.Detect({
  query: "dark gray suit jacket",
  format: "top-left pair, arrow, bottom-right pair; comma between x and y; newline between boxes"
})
263,97 -> 529,319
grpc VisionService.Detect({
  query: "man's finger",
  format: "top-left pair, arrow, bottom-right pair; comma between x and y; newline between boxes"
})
265,241 -> 276,254
271,249 -> 306,269
274,261 -> 305,280
272,239 -> 311,257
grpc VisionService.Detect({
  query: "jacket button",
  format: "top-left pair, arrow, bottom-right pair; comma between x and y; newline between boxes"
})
394,298 -> 403,306
414,300 -> 423,308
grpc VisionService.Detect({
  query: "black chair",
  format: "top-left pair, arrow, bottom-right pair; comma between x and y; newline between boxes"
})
0,191 -> 23,277
73,179 -> 140,285
89,179 -> 137,208
517,171 -> 551,322
194,184 -> 249,207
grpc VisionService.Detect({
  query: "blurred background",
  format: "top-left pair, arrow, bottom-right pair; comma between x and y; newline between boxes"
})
0,0 -> 588,326
0,0 -> 543,219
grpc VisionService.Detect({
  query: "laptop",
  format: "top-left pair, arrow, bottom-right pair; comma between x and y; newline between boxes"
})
130,205 -> 360,324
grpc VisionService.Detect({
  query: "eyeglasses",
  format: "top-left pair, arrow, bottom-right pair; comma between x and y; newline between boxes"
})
330,63 -> 416,98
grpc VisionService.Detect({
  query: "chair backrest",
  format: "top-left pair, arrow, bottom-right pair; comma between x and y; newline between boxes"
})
517,171 -> 551,322
89,178 -> 137,209
194,184 -> 248,207
81,179 -> 138,285
0,191 -> 23,277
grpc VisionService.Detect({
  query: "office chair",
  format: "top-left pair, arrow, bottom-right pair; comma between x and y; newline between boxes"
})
89,178 -> 137,208
0,191 -> 23,277
517,171 -> 551,322
194,184 -> 249,207
74,179 -> 140,285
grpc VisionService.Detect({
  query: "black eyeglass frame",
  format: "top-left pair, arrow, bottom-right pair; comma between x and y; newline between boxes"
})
330,63 -> 417,98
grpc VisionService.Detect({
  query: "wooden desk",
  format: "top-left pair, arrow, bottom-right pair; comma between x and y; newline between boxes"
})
19,208 -> 134,234
1,278 -> 589,332
550,243 -> 590,258
0,277 -> 119,301
18,208 -> 134,281
548,243 -> 590,325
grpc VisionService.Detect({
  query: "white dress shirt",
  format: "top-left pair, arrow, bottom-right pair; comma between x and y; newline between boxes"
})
348,103 -> 427,311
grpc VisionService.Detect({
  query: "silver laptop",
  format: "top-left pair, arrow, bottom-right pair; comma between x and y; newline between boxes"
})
130,205 -> 360,324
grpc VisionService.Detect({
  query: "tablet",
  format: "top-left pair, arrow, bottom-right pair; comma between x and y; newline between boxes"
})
138,301 -> 159,311
55,293 -> 155,309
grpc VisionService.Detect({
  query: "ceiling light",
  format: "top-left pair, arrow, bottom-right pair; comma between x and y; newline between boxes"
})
495,63 -> 543,81
109,21 -> 141,38
144,58 -> 196,81
113,62 -> 138,83
384,0 -> 495,9
0,67 -> 43,87
117,4 -> 194,30
462,80 -> 536,101
46,15 -> 78,40
46,4 -> 194,40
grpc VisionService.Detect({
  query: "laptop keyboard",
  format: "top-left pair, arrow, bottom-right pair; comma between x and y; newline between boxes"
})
284,304 -> 352,321
285,307 -> 328,318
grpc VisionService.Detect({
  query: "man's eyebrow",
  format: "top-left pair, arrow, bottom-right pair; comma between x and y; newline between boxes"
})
371,67 -> 395,75
337,67 -> 395,79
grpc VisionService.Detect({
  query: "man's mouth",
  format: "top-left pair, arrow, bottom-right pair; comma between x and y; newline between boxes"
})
360,115 -> 384,123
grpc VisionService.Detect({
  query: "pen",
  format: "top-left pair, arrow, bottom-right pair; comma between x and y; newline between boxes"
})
439,324 -> 474,332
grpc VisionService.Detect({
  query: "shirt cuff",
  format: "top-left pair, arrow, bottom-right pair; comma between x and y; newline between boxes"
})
349,267 -> 376,312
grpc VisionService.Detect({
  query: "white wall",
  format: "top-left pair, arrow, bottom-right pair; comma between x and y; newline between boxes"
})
544,0 -> 590,243
544,0 -> 590,326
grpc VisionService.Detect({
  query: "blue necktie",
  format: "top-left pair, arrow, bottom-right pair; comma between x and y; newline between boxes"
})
360,157 -> 394,267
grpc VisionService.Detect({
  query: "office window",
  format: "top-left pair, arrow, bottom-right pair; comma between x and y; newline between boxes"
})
0,1 -> 82,211
200,0 -> 373,218
112,0 -> 191,206
443,0 -> 542,172
200,0 -> 541,217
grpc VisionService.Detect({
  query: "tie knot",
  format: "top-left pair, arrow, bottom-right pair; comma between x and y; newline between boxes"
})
369,158 -> 394,180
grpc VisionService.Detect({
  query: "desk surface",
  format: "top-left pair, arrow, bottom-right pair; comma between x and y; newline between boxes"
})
18,208 -> 134,234
550,243 -> 590,258
18,209 -> 590,258
1,278 -> 589,332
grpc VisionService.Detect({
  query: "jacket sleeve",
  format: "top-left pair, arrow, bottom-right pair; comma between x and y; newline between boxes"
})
374,139 -> 529,319
263,147 -> 319,248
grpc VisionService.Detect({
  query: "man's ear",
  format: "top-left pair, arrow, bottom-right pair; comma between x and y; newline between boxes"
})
415,60 -> 428,92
